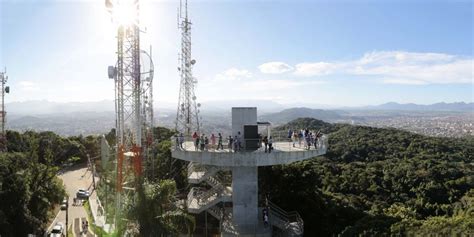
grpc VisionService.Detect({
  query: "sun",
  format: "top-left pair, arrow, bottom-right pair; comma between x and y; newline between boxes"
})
105,0 -> 139,27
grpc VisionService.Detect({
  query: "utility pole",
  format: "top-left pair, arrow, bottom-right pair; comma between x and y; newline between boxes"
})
87,154 -> 96,190
66,194 -> 69,237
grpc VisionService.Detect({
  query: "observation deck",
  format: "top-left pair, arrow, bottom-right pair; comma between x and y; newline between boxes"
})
171,136 -> 328,167
171,107 -> 328,236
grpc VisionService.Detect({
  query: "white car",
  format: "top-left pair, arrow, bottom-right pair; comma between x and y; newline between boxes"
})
50,222 -> 64,237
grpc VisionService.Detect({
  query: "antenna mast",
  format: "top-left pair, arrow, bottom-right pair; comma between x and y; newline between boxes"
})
105,0 -> 144,228
0,68 -> 9,152
176,0 -> 201,137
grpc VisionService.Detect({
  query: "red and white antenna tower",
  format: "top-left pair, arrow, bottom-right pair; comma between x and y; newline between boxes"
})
105,0 -> 145,223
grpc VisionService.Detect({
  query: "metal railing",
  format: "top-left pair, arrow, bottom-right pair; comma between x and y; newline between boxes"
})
187,162 -> 221,182
206,206 -> 237,235
187,186 -> 231,212
172,134 -> 328,154
267,200 -> 304,236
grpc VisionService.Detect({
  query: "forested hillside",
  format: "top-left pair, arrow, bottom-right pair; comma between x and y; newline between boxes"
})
0,130 -> 100,236
260,118 -> 473,236
2,121 -> 472,236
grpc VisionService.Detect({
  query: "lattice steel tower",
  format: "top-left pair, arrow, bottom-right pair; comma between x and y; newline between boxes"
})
176,0 -> 201,137
140,48 -> 155,176
0,68 -> 9,152
106,0 -> 144,224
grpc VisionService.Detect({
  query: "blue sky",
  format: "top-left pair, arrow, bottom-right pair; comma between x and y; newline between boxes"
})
0,0 -> 472,107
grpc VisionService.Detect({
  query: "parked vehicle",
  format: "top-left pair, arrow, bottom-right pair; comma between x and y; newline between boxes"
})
50,222 -> 64,237
76,189 -> 90,199
60,198 -> 67,210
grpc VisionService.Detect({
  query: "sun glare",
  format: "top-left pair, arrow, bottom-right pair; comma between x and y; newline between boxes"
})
106,0 -> 139,26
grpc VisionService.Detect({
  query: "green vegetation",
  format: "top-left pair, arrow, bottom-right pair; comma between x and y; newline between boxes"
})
4,119 -> 471,236
129,179 -> 195,236
0,130 -> 100,236
0,151 -> 65,236
6,130 -> 99,165
260,118 -> 474,236
84,200 -> 109,236
100,127 -> 194,236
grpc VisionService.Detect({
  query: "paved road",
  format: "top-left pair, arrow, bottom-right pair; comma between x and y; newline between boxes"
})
48,166 -> 96,237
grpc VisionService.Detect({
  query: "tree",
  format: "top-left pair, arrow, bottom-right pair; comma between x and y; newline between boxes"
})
130,179 -> 195,236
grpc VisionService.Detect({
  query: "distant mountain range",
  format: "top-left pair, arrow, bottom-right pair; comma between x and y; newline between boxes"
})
361,102 -> 474,112
4,100 -> 472,136
6,100 -> 472,116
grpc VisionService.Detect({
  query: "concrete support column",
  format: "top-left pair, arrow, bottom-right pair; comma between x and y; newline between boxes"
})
232,166 -> 258,234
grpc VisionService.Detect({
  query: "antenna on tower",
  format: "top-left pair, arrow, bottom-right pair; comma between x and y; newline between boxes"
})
185,0 -> 188,20
0,67 -> 9,152
176,0 -> 200,137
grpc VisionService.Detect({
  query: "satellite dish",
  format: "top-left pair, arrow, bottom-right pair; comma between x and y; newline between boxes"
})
190,59 -> 196,65
197,103 -> 201,107
108,66 -> 116,79
140,50 -> 154,82
192,96 -> 196,100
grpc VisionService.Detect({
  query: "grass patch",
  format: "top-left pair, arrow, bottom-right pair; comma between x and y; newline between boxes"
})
68,224 -> 73,237
84,200 -> 109,237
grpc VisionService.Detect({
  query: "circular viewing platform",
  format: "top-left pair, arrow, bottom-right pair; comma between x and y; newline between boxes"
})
171,135 -> 328,167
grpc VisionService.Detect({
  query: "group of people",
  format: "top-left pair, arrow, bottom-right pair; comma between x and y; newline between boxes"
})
287,128 -> 323,150
190,132 -> 225,151
82,220 -> 89,234
176,131 -> 246,152
72,197 -> 83,206
176,129 -> 323,152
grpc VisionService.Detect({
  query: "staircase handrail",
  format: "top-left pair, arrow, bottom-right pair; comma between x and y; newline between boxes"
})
267,200 -> 304,234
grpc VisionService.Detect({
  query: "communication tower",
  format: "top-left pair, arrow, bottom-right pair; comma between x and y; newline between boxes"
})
105,0 -> 144,223
175,0 -> 201,137
0,68 -> 9,152
140,48 -> 155,176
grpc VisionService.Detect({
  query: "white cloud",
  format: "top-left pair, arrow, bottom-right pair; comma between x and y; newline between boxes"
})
352,51 -> 473,84
382,78 -> 428,85
293,51 -> 473,85
18,81 -> 40,91
241,79 -> 325,92
215,68 -> 252,81
294,62 -> 339,76
258,62 -> 293,74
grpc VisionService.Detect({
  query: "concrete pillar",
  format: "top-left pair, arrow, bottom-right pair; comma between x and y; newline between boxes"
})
232,166 -> 258,234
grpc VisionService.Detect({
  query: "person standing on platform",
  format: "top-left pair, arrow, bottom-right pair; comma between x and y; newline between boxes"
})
263,136 -> 268,153
210,133 -> 216,150
228,136 -> 233,150
217,133 -> 223,150
268,136 -> 273,153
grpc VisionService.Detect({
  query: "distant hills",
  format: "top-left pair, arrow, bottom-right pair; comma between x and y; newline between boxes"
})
4,100 -> 472,136
259,107 -> 344,125
361,102 -> 474,111
6,100 -> 472,116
